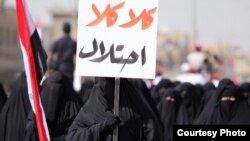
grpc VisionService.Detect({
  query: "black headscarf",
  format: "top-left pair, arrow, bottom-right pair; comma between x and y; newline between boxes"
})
25,71 -> 83,141
0,82 -> 7,113
212,86 -> 238,124
151,78 -> 175,105
65,77 -> 164,141
239,82 -> 250,105
0,73 -> 31,141
203,82 -> 216,92
194,78 -> 235,124
157,88 -> 182,141
78,79 -> 94,104
175,82 -> 200,124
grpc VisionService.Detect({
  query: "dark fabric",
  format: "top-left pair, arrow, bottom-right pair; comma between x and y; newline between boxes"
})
50,35 -> 76,82
173,81 -> 181,87
30,30 -> 48,82
211,86 -> 250,124
78,79 -> 94,104
0,82 -> 7,113
195,78 -> 250,124
129,78 -> 165,137
228,99 -> 250,124
210,86 -> 238,124
195,89 -> 216,120
0,73 -> 31,141
239,82 -> 250,105
195,84 -> 205,98
217,78 -> 235,89
175,83 -> 200,124
157,88 -> 182,141
65,77 -> 164,141
195,82 -> 216,120
151,79 -> 175,105
203,82 -> 216,92
194,79 -> 235,124
129,79 -> 162,126
25,71 -> 83,141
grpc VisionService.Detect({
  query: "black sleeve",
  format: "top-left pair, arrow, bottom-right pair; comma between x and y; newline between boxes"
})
141,119 -> 155,141
65,117 -> 102,141
65,104 -> 115,141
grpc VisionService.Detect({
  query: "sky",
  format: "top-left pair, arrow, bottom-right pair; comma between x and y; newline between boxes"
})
5,0 -> 250,49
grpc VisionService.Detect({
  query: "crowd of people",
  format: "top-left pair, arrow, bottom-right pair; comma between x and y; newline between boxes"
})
1,66 -> 250,141
0,22 -> 250,141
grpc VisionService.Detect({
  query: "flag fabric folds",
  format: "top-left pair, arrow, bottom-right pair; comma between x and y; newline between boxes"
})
16,0 -> 50,141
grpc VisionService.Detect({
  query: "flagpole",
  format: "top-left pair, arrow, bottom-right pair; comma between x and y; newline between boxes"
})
16,0 -> 50,141
113,77 -> 120,141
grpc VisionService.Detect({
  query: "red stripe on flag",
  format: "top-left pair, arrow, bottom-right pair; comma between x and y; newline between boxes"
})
16,0 -> 48,141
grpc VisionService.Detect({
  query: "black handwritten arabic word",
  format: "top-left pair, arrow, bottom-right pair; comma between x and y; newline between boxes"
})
79,38 -> 146,72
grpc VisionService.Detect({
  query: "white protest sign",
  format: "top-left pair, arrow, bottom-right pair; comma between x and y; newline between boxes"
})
75,0 -> 158,79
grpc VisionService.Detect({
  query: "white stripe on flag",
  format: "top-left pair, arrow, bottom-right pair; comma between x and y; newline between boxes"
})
20,41 -> 50,141
20,41 -> 36,113
20,42 -> 35,111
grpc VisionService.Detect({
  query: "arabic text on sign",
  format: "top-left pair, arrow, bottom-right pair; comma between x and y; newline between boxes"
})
79,38 -> 146,72
86,2 -> 157,30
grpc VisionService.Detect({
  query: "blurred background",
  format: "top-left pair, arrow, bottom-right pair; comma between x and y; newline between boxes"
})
1,0 -> 250,94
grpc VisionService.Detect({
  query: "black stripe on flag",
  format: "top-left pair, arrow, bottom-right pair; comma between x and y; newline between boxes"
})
30,29 -> 47,84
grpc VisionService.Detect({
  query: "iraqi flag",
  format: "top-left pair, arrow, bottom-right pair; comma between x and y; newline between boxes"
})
16,0 -> 50,141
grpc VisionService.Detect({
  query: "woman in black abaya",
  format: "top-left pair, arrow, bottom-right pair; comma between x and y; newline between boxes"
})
0,73 -> 31,141
25,71 -> 83,141
175,82 -> 200,124
129,78 -> 162,126
195,78 -> 250,124
157,88 -> 182,141
209,86 -> 239,124
65,77 -> 164,141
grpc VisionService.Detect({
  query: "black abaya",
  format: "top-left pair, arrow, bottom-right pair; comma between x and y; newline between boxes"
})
0,73 -> 31,141
78,79 -> 94,104
195,78 -> 250,124
157,88 -> 182,141
175,82 -> 200,124
25,71 -> 83,141
65,77 -> 164,141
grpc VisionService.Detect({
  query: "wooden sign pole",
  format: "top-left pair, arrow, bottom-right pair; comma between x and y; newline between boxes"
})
113,77 -> 120,141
